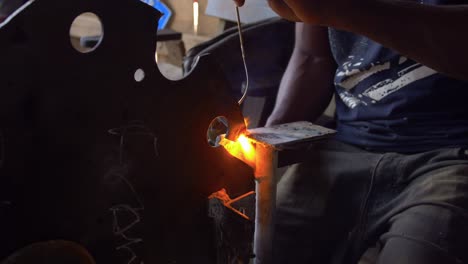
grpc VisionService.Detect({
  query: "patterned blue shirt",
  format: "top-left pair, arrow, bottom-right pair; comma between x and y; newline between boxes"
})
329,0 -> 468,152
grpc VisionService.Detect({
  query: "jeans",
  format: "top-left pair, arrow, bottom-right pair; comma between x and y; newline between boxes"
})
273,140 -> 468,264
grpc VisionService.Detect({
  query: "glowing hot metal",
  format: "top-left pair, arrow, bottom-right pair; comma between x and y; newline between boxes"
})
219,133 -> 256,168
193,0 -> 199,34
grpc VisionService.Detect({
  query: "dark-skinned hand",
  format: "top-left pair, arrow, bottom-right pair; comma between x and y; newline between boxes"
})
232,0 -> 359,25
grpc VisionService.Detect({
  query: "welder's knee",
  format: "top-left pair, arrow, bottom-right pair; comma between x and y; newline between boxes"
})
377,205 -> 468,264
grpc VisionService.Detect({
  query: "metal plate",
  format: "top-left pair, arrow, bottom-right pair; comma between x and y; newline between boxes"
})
0,0 -> 251,263
248,121 -> 336,149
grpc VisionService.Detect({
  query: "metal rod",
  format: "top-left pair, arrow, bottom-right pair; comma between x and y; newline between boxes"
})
235,6 -> 249,106
254,144 -> 277,264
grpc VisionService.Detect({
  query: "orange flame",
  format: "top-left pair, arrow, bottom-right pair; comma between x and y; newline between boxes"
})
220,133 -> 256,167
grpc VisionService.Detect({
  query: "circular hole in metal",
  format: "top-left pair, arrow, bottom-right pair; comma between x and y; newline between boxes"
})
207,116 -> 230,147
155,42 -> 184,81
134,68 -> 145,82
70,12 -> 104,53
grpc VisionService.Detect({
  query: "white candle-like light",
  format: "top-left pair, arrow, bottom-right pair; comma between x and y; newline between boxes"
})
193,0 -> 199,34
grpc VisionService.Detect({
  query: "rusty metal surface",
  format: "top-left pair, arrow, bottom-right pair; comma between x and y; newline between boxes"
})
0,0 -> 252,263
208,189 -> 255,264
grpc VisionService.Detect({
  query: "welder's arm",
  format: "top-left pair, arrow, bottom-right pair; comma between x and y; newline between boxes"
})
266,23 -> 336,126
266,0 -> 468,80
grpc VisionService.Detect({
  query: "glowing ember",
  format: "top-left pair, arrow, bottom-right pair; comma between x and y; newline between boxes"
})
220,133 -> 256,167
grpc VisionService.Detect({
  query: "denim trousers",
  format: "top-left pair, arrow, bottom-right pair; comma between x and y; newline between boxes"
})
273,140 -> 468,264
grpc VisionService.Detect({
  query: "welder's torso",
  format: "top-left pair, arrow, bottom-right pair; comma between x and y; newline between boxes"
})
329,0 -> 468,152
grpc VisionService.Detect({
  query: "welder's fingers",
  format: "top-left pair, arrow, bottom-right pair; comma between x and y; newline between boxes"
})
234,0 -> 245,7
267,0 -> 302,22
282,0 -> 323,24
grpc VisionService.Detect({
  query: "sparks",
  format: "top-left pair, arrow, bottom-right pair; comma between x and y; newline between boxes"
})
193,0 -> 199,34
